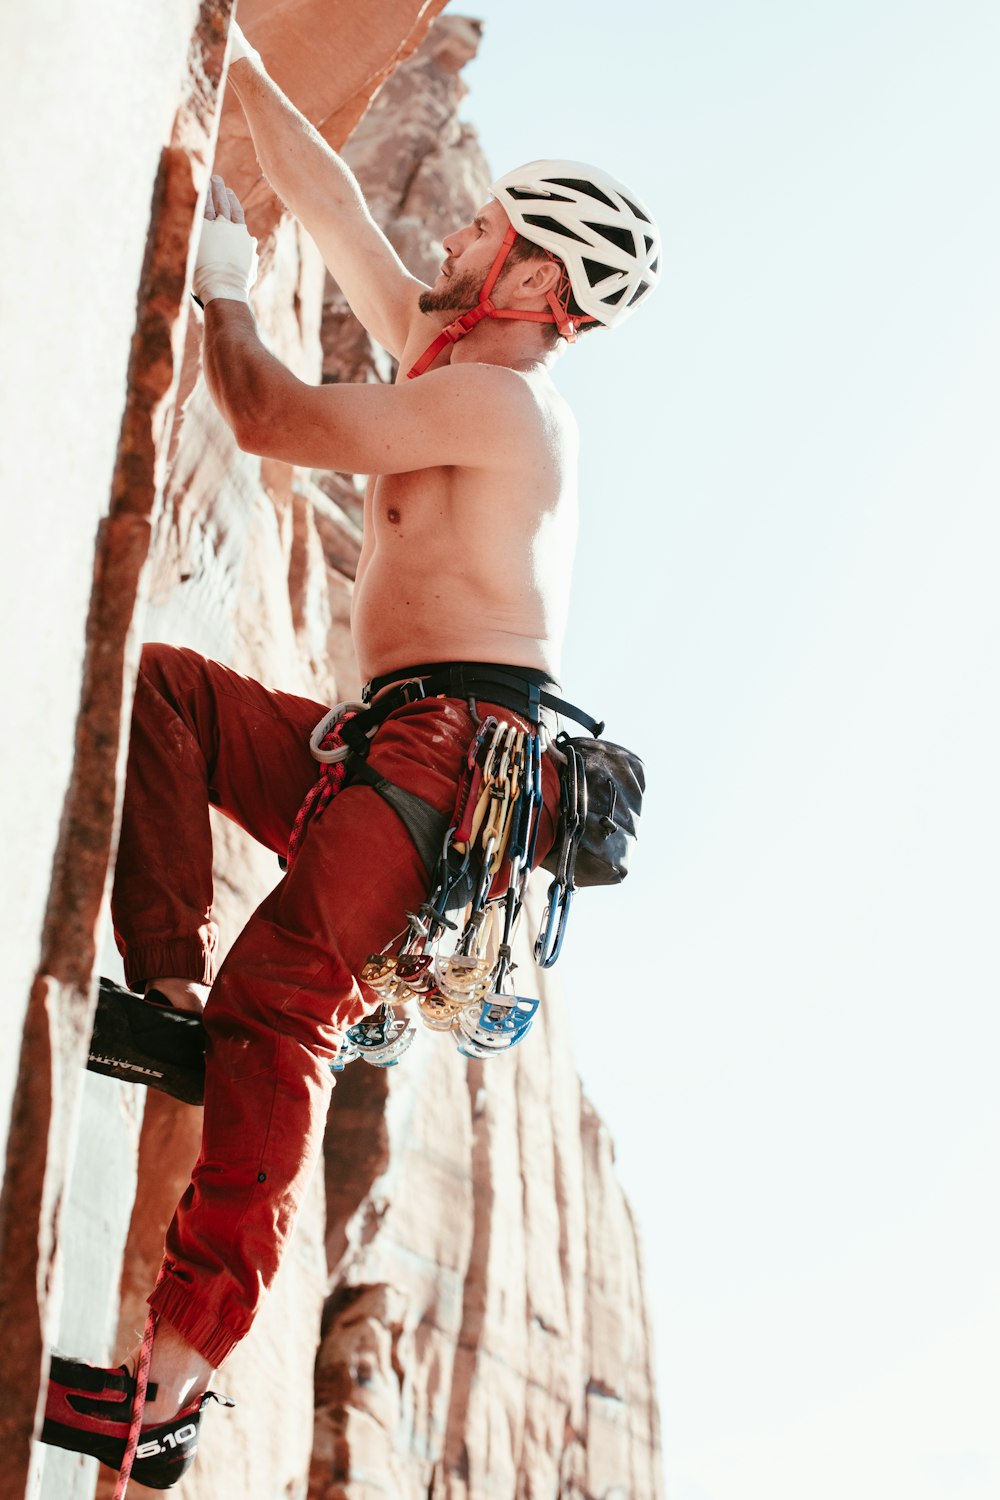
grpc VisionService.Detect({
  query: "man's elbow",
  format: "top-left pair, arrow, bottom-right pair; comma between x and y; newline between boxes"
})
229,399 -> 277,457
230,405 -> 323,467
204,374 -> 268,454
231,411 -> 265,454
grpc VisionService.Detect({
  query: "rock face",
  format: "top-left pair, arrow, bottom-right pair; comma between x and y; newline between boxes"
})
1,7 -> 664,1499
313,896 -> 663,1499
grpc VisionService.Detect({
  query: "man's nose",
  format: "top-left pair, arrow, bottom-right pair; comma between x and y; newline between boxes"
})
444,221 -> 476,256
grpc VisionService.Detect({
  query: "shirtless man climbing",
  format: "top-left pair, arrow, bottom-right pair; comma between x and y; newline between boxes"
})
41,18 -> 659,1491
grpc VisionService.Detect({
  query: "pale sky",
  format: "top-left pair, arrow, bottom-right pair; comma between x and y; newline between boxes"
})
460,2 -> 1000,1497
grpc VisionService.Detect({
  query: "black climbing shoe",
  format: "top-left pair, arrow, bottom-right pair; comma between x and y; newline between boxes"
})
87,977 -> 206,1105
42,1352 -> 233,1490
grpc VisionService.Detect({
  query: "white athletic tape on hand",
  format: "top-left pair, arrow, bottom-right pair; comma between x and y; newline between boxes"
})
228,21 -> 261,67
193,215 -> 259,305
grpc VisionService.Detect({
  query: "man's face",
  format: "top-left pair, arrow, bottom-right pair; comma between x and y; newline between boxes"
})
419,199 -> 511,314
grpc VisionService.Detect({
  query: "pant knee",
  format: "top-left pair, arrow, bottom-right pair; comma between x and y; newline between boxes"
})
138,641 -> 199,700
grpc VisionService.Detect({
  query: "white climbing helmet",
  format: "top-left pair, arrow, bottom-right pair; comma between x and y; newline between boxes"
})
405,158 -> 660,377
490,159 -> 661,328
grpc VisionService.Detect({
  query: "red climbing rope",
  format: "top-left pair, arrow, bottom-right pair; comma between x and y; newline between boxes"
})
113,1308 -> 157,1500
286,713 -> 357,869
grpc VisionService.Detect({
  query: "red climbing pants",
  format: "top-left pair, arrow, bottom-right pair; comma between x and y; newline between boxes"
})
112,644 -> 559,1366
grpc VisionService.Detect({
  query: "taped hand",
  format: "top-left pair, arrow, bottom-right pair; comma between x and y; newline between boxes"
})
228,20 -> 261,67
193,174 -> 259,305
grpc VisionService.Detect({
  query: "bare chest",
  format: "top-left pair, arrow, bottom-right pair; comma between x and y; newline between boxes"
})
366,470 -> 447,542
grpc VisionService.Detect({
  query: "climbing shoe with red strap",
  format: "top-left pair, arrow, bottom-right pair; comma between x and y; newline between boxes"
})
87,977 -> 206,1105
42,1353 -> 233,1489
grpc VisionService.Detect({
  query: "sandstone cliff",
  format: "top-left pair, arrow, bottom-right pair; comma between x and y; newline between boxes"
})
0,6 -> 663,1498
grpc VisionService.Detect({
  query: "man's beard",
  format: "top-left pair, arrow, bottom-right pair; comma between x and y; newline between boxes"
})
418,269 -> 484,314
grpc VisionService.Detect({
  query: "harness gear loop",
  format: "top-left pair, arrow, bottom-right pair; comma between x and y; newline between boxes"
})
309,700 -> 365,762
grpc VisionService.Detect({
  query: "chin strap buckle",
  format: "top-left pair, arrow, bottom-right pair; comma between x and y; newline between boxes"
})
441,301 -> 495,344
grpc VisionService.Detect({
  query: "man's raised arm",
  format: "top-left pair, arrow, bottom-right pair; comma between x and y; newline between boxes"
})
227,21 -> 425,358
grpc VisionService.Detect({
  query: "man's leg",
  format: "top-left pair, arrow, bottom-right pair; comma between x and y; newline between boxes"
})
145,694 -> 503,1371
109,642 -> 330,1412
116,684 -> 560,1417
112,642 -> 328,995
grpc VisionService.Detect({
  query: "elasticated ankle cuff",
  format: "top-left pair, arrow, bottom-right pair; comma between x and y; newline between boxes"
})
148,1276 -> 243,1369
123,935 -> 215,994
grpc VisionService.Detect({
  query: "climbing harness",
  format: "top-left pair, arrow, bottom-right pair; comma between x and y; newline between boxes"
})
360,659 -> 604,735
332,711 -> 548,1068
285,662 -> 643,1069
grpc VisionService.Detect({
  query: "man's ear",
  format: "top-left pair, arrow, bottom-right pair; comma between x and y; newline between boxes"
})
509,256 -> 562,303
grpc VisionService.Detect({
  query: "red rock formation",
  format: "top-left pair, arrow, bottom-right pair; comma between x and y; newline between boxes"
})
3,7 -> 663,1498
0,8 -> 232,1494
313,908 -> 663,1498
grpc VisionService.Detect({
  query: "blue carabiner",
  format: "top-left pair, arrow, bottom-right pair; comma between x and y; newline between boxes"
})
534,878 -> 572,968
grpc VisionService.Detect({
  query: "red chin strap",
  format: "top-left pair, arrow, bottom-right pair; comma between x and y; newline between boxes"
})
406,224 -> 592,379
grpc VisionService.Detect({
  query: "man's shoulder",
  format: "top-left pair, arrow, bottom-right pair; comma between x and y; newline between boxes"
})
421,360 -> 577,433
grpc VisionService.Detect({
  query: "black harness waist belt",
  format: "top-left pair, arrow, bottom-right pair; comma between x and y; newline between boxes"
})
361,659 -> 604,738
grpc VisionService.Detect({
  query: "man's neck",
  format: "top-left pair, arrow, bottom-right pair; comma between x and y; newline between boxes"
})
447,319 -> 562,373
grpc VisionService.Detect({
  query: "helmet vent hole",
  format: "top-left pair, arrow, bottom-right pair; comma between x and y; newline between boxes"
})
601,286 -> 628,307
622,195 -> 651,224
523,213 -> 590,245
628,280 -> 651,305
584,220 -> 636,256
583,257 -> 616,288
549,177 -> 619,211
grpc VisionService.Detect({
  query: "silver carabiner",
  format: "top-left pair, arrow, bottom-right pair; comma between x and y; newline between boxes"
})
309,701 -> 365,763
